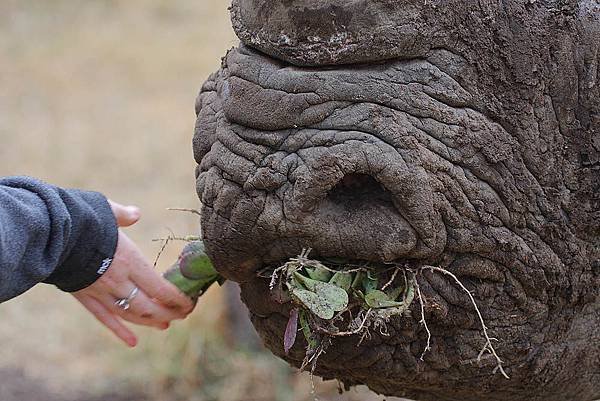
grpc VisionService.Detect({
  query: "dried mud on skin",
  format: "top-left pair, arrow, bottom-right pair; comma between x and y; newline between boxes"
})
193,1 -> 600,401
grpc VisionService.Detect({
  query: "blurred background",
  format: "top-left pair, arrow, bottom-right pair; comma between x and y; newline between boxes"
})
0,1 -> 399,400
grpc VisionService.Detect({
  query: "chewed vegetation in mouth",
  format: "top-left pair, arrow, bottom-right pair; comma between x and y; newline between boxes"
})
257,249 -> 509,380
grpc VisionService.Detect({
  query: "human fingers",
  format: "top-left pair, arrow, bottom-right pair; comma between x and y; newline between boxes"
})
131,271 -> 194,313
114,232 -> 193,312
128,262 -> 194,313
101,287 -> 187,325
74,293 -> 138,347
108,199 -> 141,227
85,289 -> 169,330
90,232 -> 192,317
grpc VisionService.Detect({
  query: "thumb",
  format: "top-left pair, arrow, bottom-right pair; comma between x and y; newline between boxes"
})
108,200 -> 141,227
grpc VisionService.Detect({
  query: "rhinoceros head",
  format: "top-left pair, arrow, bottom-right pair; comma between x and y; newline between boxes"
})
193,1 -> 600,400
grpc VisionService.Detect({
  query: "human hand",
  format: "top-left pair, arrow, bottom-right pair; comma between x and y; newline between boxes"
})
72,200 -> 194,347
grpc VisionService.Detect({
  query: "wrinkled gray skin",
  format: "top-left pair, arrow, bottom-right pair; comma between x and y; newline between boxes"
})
193,1 -> 600,400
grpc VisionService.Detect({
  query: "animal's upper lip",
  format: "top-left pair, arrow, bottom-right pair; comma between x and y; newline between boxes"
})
201,138 -> 448,282
282,141 -> 446,260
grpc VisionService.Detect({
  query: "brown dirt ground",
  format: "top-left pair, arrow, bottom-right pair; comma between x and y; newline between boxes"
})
0,368 -> 147,401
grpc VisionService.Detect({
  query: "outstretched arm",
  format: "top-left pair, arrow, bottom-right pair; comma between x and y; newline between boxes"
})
0,176 -> 193,346
0,176 -> 118,301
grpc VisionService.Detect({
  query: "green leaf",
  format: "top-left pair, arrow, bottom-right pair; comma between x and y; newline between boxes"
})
316,281 -> 348,311
291,278 -> 348,320
299,310 -> 317,350
351,271 -> 364,289
178,242 -> 218,281
365,290 -> 407,308
293,288 -> 335,319
305,265 -> 332,282
386,285 -> 403,301
294,272 -> 347,303
293,272 -> 319,291
362,275 -> 379,294
163,267 -> 210,298
329,271 -> 353,291
163,241 -> 223,299
353,289 -> 365,302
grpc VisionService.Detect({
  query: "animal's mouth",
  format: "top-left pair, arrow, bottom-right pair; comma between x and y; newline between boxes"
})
247,250 -> 424,363
239,248 -> 514,387
245,248 -> 510,334
257,252 -> 421,284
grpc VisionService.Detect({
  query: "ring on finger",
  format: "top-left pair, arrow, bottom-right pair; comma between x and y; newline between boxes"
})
115,287 -> 139,311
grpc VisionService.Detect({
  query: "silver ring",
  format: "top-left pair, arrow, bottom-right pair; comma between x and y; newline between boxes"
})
114,287 -> 139,311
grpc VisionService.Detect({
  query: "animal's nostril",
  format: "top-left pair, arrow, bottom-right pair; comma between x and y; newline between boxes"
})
327,173 -> 393,208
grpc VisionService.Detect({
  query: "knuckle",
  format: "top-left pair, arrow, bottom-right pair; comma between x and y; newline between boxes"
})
166,301 -> 182,310
158,289 -> 179,304
100,272 -> 128,289
133,303 -> 154,318
96,274 -> 116,289
159,283 -> 175,296
148,282 -> 168,297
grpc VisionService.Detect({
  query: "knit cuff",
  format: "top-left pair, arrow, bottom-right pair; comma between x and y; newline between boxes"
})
43,191 -> 118,292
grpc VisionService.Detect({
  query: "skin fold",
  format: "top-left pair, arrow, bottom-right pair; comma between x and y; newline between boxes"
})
193,1 -> 599,400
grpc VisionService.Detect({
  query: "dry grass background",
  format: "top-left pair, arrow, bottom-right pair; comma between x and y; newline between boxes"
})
0,1 -> 402,400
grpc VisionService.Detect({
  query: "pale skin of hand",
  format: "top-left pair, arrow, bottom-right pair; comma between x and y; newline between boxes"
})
72,201 -> 194,347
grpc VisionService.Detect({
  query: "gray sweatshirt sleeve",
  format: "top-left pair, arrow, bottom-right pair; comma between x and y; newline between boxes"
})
0,176 -> 119,302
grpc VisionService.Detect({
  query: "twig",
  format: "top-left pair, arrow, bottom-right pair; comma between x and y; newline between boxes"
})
166,207 -> 201,216
381,267 -> 401,291
421,265 -> 509,379
293,248 -> 394,275
308,344 -> 328,401
268,265 -> 287,290
152,237 -> 170,269
412,271 -> 431,360
152,235 -> 201,242
152,227 -> 177,269
151,230 -> 200,268
357,327 -> 371,347
315,309 -> 374,337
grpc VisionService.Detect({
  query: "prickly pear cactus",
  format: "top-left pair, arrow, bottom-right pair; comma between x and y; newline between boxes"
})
163,241 -> 224,299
